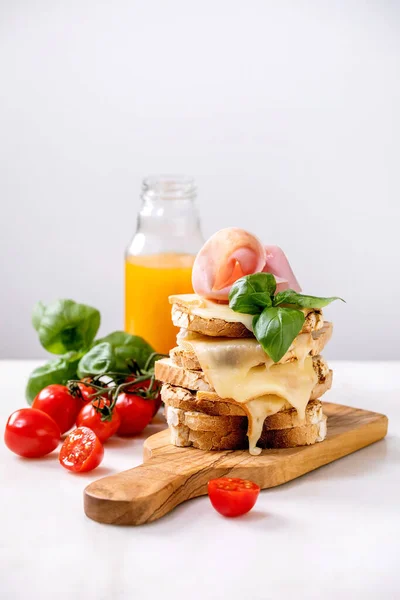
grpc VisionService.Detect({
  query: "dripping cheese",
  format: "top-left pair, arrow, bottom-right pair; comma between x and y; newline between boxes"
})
179,334 -> 318,455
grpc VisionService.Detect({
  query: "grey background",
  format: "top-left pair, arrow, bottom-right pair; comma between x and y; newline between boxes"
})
1,0 -> 399,360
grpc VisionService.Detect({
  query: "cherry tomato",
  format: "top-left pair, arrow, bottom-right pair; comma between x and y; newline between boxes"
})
125,375 -> 151,393
32,384 -> 82,434
59,427 -> 104,473
76,381 -> 97,403
4,408 -> 61,458
76,400 -> 121,442
208,478 -> 260,517
115,393 -> 155,436
125,376 -> 162,416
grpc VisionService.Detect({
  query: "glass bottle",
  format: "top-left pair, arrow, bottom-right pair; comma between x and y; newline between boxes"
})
125,175 -> 203,354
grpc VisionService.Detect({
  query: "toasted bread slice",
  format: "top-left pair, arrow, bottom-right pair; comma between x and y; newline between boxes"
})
165,404 -> 327,450
171,295 -> 324,338
155,355 -> 331,397
163,385 -> 324,427
161,382 -> 267,416
171,322 -> 333,371
161,368 -> 332,416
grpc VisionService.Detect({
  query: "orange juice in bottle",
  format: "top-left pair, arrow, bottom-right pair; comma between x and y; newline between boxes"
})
125,176 -> 203,355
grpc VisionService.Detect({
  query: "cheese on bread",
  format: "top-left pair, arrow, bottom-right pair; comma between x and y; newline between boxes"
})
170,293 -> 324,338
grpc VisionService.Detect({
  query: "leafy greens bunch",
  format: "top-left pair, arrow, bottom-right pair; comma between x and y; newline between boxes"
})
26,299 -> 155,403
229,273 -> 343,363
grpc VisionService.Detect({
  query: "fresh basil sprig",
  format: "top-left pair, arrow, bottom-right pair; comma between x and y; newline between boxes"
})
77,332 -> 155,379
253,307 -> 305,362
228,272 -> 275,314
26,299 -> 155,403
274,290 -> 343,309
229,274 -> 344,362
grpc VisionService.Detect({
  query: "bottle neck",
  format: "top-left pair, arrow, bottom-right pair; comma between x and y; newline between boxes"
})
142,175 -> 197,203
127,175 -> 203,256
139,175 -> 200,235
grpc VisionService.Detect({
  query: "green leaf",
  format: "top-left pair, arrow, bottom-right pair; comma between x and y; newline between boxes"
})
229,273 -> 276,315
25,352 -> 81,404
77,332 -> 155,378
253,306 -> 305,362
36,299 -> 101,354
77,342 -> 115,378
32,301 -> 45,331
274,289 -> 345,309
94,331 -> 155,371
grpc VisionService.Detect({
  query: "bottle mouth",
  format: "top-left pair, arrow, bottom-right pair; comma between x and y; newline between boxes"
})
142,175 -> 197,201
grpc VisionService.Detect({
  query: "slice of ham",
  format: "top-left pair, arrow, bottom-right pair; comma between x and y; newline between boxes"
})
192,228 -> 266,301
263,245 -> 301,293
192,228 -> 301,301
274,275 -> 290,292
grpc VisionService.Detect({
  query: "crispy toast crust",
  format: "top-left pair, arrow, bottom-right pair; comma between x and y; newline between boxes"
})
171,303 -> 324,338
163,386 -> 324,427
165,403 -> 327,450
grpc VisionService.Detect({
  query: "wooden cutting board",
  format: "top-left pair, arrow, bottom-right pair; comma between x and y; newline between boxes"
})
84,402 -> 388,526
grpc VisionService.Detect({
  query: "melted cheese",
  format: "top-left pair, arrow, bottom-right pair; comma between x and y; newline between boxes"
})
182,335 -> 318,455
246,396 -> 287,455
192,302 -> 254,331
170,294 -> 317,336
178,329 -> 316,367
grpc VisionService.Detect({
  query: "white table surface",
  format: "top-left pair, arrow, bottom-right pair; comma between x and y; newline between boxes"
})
1,360 -> 399,600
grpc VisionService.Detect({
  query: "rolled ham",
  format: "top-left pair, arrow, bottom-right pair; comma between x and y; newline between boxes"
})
192,228 -> 301,301
263,245 -> 301,293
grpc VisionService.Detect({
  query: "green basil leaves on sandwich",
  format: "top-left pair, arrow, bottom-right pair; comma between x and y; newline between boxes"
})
229,274 -> 344,362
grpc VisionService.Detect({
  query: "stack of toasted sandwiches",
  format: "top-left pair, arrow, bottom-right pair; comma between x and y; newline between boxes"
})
154,294 -> 333,455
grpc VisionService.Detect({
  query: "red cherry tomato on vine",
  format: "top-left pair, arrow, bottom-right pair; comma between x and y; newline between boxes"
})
32,384 -> 81,434
76,400 -> 121,442
125,376 -> 162,416
125,375 -> 152,393
76,381 -> 97,403
4,408 -> 61,458
208,478 -> 260,517
59,427 -> 104,473
115,393 -> 154,436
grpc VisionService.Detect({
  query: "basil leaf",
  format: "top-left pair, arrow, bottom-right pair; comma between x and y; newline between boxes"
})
36,299 -> 101,354
25,352 -> 81,404
253,306 -> 305,362
78,332 -> 155,378
94,331 -> 155,371
229,273 -> 276,315
32,301 -> 45,331
274,289 -> 344,309
77,342 -> 115,378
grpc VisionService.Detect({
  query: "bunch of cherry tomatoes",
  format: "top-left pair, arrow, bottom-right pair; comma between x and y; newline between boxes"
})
5,372 -> 262,518
4,373 -> 161,473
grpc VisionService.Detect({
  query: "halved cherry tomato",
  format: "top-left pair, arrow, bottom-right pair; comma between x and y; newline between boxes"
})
115,393 -> 154,436
208,477 -> 260,517
76,399 -> 121,442
33,384 -> 82,434
59,427 -> 104,473
4,408 -> 61,458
